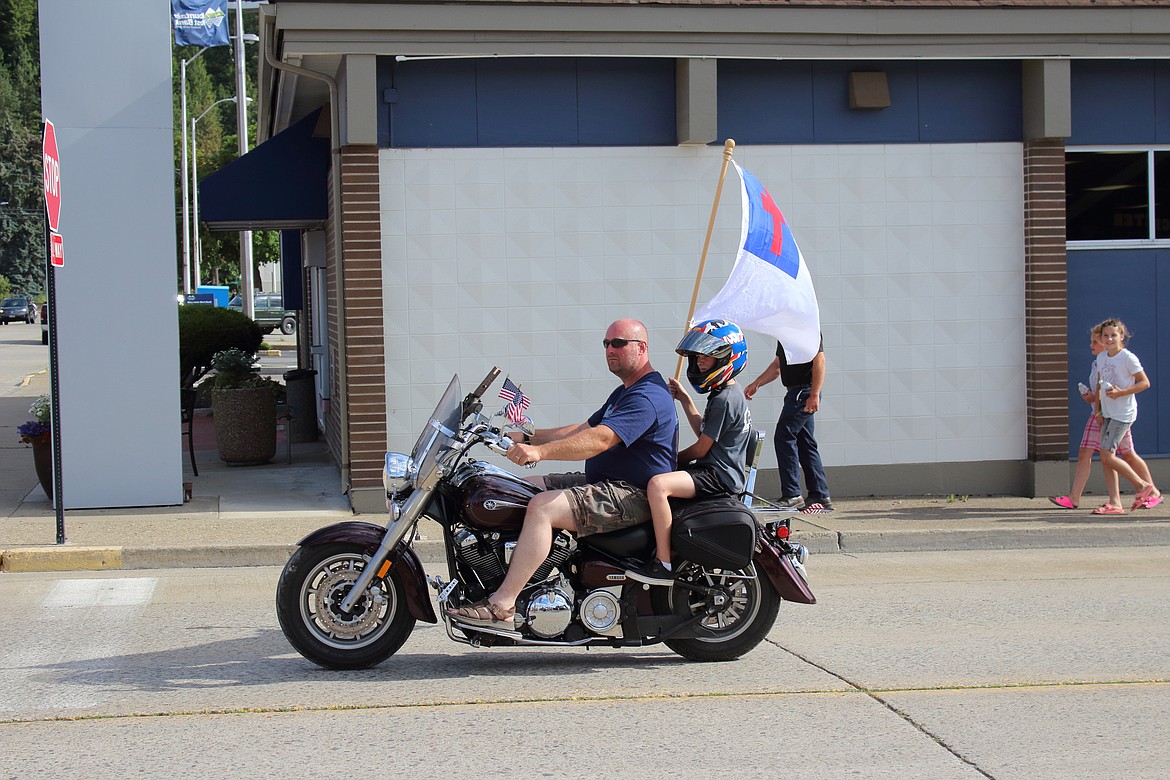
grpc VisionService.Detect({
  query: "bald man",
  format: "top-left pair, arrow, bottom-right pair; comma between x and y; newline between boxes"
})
448,318 -> 679,626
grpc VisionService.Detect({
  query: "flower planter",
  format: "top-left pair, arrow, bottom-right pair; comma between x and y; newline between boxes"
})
31,438 -> 53,497
212,386 -> 277,465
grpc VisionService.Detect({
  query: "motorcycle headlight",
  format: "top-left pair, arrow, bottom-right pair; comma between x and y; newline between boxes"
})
383,452 -> 415,496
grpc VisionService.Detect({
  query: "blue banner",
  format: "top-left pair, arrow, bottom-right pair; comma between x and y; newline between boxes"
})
172,0 -> 229,48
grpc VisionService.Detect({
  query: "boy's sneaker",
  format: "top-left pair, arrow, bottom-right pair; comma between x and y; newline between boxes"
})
627,560 -> 675,586
801,498 -> 834,514
775,495 -> 804,512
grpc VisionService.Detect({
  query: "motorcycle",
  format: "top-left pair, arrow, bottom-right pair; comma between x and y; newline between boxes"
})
276,368 -> 815,669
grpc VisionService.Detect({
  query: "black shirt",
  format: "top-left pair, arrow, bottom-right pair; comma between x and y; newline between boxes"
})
776,337 -> 824,388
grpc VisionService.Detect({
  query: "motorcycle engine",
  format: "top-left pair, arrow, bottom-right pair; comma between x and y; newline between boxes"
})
524,578 -> 575,639
451,527 -> 577,608
578,587 -> 623,637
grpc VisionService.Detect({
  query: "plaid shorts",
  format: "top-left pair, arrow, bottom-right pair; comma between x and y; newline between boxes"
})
1079,413 -> 1133,455
543,472 -> 652,538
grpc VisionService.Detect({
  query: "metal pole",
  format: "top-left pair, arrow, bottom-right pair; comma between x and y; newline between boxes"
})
190,97 -> 236,294
180,55 -> 190,294
44,214 -> 65,542
234,0 -> 255,318
191,114 -> 200,288
179,47 -> 208,295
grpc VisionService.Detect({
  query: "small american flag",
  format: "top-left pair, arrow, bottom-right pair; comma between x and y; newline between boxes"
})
499,377 -> 531,425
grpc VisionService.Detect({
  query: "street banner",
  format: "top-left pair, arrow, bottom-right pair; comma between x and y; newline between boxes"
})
693,162 -> 822,365
172,0 -> 229,47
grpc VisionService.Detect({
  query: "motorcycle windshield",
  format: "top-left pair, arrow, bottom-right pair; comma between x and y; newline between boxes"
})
411,374 -> 463,488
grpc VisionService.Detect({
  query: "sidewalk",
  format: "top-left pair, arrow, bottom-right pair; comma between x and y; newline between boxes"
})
3,372 -> 1169,572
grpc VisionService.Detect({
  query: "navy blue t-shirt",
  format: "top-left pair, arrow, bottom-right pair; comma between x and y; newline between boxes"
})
585,371 -> 678,490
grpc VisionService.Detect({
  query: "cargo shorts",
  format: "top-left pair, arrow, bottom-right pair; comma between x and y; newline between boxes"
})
543,472 -> 652,538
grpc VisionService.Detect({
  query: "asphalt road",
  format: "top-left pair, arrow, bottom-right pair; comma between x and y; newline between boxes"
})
0,318 -> 47,391
1,546 -> 1167,778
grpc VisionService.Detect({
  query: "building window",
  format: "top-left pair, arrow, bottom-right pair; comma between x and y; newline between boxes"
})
1066,148 -> 1170,244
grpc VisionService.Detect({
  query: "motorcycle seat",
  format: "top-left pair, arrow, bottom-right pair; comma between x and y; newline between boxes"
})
578,523 -> 654,558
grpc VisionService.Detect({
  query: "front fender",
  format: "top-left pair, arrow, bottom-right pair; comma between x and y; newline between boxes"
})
296,521 -> 438,624
755,536 -> 816,605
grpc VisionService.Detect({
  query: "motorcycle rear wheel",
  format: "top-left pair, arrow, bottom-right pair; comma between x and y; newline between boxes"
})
276,542 -> 415,669
662,563 -> 779,662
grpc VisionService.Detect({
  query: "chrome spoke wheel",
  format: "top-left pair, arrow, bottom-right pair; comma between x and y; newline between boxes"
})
298,552 -> 395,650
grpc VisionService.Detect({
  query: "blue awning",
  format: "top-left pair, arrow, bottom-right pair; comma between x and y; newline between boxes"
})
198,107 -> 329,231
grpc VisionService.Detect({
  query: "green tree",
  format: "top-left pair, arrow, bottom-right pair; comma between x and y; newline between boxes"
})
0,1 -> 280,297
0,0 -> 44,298
173,9 -> 280,292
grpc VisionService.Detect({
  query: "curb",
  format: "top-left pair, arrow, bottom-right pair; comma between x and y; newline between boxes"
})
1,540 -> 449,573
6,526 -> 1170,573
1,546 -> 122,573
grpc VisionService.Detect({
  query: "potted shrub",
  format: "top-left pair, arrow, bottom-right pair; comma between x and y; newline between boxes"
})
210,348 -> 283,465
17,394 -> 53,497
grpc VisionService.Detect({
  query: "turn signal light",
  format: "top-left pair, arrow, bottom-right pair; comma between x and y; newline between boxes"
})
774,525 -> 790,540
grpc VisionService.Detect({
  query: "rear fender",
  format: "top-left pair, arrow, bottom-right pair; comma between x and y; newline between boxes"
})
297,521 -> 437,624
754,536 -> 816,605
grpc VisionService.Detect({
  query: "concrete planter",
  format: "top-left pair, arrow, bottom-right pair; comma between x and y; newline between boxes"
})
212,387 -> 276,466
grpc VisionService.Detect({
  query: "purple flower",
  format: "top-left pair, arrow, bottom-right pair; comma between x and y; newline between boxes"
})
18,420 -> 51,446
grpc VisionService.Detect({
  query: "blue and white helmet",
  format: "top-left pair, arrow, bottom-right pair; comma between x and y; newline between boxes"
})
676,319 -> 747,394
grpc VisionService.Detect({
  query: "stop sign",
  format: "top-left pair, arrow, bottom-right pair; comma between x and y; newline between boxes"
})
42,119 -> 62,232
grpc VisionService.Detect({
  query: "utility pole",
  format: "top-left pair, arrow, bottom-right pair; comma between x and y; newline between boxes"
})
234,0 -> 254,319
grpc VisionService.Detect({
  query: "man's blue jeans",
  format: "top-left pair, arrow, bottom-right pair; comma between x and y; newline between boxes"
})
774,384 -> 829,501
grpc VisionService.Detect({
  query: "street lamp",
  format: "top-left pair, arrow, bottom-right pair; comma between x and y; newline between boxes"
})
179,46 -> 209,294
191,96 -> 243,288
179,33 -> 258,294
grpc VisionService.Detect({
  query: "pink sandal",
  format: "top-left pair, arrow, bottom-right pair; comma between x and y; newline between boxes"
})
1141,494 -> 1163,510
1091,504 -> 1125,516
1048,495 -> 1078,510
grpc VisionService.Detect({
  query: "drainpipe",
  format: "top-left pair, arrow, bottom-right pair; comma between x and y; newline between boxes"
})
262,17 -> 351,493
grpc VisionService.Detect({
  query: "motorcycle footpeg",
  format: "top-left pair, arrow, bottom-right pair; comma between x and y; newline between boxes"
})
448,612 -> 522,635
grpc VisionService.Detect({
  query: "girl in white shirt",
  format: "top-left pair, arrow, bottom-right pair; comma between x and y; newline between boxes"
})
1091,319 -> 1160,515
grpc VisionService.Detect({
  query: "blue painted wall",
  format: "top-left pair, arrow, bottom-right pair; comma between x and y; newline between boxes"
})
377,57 -> 1023,148
379,58 -> 676,147
717,60 -> 1022,145
1069,60 -> 1170,145
1066,61 -> 1170,458
1066,249 -> 1167,458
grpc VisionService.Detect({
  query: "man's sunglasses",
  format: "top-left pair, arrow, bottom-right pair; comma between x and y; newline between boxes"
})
602,338 -> 644,349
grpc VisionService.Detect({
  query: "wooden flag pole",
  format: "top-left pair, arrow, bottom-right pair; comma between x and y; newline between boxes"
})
676,138 -> 736,380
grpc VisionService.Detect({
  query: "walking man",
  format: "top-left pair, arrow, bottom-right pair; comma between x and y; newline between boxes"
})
744,338 -> 832,514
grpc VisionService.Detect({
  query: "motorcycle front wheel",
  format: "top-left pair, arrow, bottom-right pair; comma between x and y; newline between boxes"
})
276,542 -> 415,669
662,563 -> 780,662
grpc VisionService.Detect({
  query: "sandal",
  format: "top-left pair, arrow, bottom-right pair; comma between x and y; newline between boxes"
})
1141,494 -> 1163,510
1134,484 -> 1156,508
1091,504 -> 1125,516
447,599 -> 516,627
1048,495 -> 1078,510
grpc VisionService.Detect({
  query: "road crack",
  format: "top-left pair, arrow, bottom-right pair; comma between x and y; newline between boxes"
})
774,641 -> 1000,779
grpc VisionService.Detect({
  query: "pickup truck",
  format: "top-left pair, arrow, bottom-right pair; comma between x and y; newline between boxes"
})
227,293 -> 297,335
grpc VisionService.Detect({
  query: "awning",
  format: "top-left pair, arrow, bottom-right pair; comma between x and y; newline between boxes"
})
198,107 -> 329,231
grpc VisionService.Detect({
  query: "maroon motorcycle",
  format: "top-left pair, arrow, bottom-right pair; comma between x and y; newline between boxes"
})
276,368 -> 814,669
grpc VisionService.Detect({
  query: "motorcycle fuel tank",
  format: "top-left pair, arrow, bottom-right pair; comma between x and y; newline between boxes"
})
460,472 -> 541,531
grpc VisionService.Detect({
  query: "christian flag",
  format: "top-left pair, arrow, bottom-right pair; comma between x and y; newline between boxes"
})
693,163 -> 821,364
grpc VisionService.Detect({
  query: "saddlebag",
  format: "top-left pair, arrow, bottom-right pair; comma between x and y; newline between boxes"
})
670,496 -> 756,569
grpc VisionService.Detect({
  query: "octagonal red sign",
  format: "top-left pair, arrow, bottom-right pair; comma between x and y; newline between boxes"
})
42,119 -> 62,233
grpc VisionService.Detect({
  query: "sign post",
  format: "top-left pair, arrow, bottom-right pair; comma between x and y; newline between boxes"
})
42,118 -> 65,543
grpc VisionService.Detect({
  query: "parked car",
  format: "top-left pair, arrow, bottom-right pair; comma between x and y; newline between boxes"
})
227,293 -> 297,335
1,296 -> 34,324
40,302 -> 49,344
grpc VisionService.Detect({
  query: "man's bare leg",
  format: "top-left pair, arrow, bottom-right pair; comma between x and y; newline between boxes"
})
488,489 -> 577,615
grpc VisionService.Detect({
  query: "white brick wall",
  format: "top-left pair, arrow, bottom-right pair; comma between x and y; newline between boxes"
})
381,143 -> 1026,472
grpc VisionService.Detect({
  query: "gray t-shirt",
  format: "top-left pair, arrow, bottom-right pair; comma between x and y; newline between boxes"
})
694,382 -> 752,494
